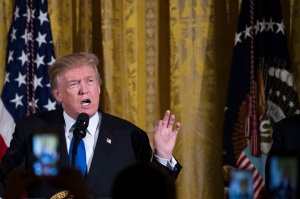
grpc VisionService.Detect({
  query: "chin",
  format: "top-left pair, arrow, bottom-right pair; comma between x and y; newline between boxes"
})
82,109 -> 97,116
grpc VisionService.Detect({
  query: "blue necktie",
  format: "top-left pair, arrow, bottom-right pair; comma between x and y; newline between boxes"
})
69,137 -> 87,175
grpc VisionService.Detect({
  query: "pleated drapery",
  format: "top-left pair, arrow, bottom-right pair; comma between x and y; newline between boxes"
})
1,0 -> 300,198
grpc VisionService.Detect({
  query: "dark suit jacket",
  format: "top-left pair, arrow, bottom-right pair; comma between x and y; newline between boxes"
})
270,114 -> 300,154
0,108 -> 181,198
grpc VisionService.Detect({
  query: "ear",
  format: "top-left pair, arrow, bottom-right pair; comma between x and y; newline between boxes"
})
53,89 -> 63,103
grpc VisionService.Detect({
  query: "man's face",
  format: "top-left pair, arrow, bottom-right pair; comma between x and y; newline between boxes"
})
53,65 -> 101,119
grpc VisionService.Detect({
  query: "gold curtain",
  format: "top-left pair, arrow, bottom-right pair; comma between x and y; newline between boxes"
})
1,0 -> 300,198
0,1 -> 14,89
168,0 -> 233,198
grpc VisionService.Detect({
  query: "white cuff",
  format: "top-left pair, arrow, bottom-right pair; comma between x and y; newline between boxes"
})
154,155 -> 177,170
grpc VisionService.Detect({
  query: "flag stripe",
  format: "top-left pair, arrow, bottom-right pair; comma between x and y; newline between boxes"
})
0,135 -> 7,161
0,99 -> 15,146
237,152 -> 265,198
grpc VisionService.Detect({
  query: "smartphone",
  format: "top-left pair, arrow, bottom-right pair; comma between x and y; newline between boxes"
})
32,132 -> 59,176
228,169 -> 253,199
266,154 -> 299,199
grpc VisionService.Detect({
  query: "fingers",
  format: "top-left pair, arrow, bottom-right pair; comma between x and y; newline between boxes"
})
158,110 -> 180,133
155,120 -> 163,133
168,114 -> 175,128
162,110 -> 175,129
174,122 -> 181,135
162,110 -> 171,128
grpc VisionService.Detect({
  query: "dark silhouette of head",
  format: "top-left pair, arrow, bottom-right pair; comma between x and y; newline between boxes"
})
112,163 -> 176,199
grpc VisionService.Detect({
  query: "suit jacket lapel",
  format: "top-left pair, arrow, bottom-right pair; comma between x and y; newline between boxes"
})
85,113 -> 114,189
58,126 -> 69,169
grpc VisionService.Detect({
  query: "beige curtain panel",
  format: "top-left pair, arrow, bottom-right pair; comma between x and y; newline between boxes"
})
1,0 -> 300,198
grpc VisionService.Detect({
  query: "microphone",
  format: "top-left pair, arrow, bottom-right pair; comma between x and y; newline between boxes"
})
73,112 -> 89,139
71,113 -> 89,167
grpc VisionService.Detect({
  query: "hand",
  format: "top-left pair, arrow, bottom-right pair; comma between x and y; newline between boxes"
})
153,110 -> 181,160
222,165 -> 235,182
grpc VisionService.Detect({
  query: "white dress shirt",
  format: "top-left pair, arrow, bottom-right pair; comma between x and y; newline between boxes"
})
64,111 -> 100,172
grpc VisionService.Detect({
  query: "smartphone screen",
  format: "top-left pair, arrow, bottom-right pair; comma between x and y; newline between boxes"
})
32,133 -> 59,176
266,155 -> 299,199
228,169 -> 253,199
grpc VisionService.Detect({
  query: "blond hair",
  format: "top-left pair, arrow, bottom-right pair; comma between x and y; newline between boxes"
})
49,52 -> 102,91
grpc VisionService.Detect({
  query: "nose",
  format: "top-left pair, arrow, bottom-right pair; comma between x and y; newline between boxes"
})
79,81 -> 88,94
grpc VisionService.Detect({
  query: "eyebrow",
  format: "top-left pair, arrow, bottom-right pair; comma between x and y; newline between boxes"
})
67,79 -> 79,83
67,76 -> 96,83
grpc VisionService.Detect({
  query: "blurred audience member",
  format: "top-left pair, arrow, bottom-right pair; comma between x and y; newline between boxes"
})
112,163 -> 176,199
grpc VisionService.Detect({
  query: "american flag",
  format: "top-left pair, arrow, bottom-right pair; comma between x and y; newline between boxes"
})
0,0 -> 57,161
223,0 -> 300,198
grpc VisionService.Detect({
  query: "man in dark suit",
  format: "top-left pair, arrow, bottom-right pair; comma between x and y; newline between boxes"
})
0,52 -> 181,198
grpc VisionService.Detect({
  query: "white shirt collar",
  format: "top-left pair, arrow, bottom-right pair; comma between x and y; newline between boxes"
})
63,111 -> 100,135
64,111 -> 76,133
87,112 -> 100,135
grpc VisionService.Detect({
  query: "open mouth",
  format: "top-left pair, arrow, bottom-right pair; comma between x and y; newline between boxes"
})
81,99 -> 91,107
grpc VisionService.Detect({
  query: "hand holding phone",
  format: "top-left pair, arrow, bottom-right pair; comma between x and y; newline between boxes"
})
228,169 -> 253,199
266,154 -> 299,199
32,132 -> 59,176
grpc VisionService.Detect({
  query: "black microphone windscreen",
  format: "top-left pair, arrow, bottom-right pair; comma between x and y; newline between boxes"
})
76,113 -> 90,129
